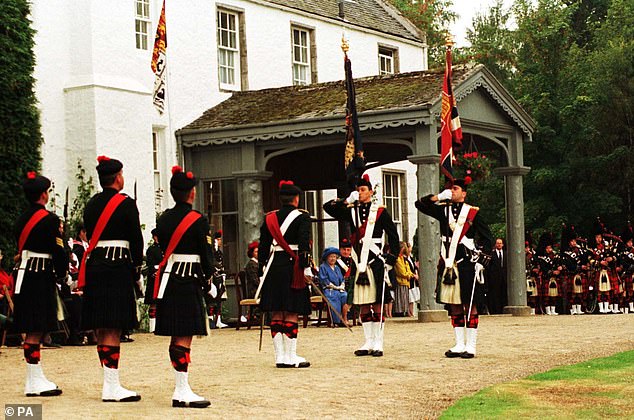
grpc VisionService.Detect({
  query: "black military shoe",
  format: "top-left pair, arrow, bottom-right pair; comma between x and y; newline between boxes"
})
460,352 -> 475,359
372,350 -> 383,357
444,350 -> 464,358
354,349 -> 373,356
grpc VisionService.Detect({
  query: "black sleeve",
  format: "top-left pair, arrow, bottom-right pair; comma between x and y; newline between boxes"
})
379,209 -> 400,266
323,199 -> 351,222
472,213 -> 493,252
198,217 -> 215,279
125,198 -> 144,267
298,212 -> 312,268
258,218 -> 273,277
414,194 -> 444,222
49,215 -> 68,279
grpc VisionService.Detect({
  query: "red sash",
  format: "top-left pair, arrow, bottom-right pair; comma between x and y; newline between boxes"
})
265,211 -> 306,290
350,207 -> 384,245
77,194 -> 127,288
18,209 -> 49,254
458,207 -> 479,243
153,211 -> 202,299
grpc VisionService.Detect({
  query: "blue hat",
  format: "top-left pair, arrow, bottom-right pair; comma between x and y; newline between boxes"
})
321,246 -> 340,260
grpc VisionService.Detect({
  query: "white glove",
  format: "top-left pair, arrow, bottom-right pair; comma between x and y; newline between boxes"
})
345,191 -> 359,203
303,267 -> 314,278
437,189 -> 452,201
475,263 -> 485,284
136,279 -> 145,295
66,275 -> 73,287
385,264 -> 393,271
209,282 -> 218,298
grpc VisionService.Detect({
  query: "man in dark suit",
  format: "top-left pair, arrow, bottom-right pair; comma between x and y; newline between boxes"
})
486,238 -> 507,314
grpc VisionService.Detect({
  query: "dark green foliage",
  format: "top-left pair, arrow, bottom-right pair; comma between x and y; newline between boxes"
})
68,160 -> 95,238
0,0 -> 42,265
464,0 -> 634,239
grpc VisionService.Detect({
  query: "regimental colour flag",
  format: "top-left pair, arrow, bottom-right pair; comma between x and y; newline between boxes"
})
343,49 -> 366,193
151,0 -> 167,114
440,45 -> 463,180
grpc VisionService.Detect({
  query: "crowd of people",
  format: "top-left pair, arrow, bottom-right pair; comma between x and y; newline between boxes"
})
526,220 -> 634,316
4,154 -> 634,409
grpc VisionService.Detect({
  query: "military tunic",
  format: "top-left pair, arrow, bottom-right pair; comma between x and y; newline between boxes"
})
154,202 -> 214,336
323,200 -> 400,305
81,188 -> 143,330
258,204 -> 312,315
12,204 -> 68,333
415,196 -> 492,306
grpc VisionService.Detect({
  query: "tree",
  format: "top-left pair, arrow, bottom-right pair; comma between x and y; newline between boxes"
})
0,1 -> 42,263
388,0 -> 459,67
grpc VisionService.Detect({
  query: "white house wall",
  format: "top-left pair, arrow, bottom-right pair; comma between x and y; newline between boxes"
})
30,0 -> 425,242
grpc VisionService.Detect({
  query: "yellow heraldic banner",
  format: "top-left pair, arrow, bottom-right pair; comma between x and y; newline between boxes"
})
151,0 -> 167,114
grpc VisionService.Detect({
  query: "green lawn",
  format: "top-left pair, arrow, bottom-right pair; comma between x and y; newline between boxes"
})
440,351 -> 634,419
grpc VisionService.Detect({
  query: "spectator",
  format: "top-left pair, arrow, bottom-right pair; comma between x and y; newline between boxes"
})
394,242 -> 414,317
337,237 -> 356,325
405,242 -> 420,317
318,247 -> 347,326
486,238 -> 507,314
244,241 -> 259,298
144,228 -> 162,333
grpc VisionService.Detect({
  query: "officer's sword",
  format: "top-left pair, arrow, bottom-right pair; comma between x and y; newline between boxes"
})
306,277 -> 352,332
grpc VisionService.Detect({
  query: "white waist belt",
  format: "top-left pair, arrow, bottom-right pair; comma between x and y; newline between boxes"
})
157,254 -> 202,299
15,250 -> 53,295
273,245 -> 299,252
96,240 -> 130,248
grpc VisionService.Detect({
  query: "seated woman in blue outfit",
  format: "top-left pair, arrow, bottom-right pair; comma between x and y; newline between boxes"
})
318,247 -> 348,326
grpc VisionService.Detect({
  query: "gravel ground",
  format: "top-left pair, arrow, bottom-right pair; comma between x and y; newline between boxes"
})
1,313 -> 633,419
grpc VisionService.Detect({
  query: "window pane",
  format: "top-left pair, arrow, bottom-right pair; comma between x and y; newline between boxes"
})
221,179 -> 237,212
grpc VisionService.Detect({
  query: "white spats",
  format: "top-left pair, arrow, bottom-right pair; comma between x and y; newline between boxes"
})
25,363 -> 61,397
172,370 -> 210,408
102,367 -> 141,402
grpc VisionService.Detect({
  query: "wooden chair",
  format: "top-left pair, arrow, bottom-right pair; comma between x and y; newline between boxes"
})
234,271 -> 260,330
300,284 -> 332,328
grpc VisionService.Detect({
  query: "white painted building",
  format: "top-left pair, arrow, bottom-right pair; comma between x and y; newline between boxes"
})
30,0 -> 426,244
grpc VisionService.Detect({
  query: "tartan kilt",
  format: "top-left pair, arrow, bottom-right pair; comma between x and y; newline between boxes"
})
625,274 -> 634,297
81,259 -> 139,331
12,263 -> 59,333
154,268 -> 207,337
259,254 -> 311,315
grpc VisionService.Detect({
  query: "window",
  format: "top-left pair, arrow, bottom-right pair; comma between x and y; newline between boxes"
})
292,27 -> 311,85
382,172 -> 404,238
151,130 -> 163,211
205,179 -> 239,274
378,46 -> 399,75
217,10 -> 240,90
135,0 -> 151,50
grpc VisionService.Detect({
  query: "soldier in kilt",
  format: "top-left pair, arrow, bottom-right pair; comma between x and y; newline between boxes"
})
81,156 -> 143,402
590,219 -> 620,313
536,233 -> 563,315
560,225 -> 590,315
415,179 -> 492,358
153,166 -> 213,408
336,237 -> 356,325
258,180 -> 313,368
324,174 -> 400,357
525,238 -> 540,315
621,224 -> 634,313
144,229 -> 163,332
13,172 -> 68,396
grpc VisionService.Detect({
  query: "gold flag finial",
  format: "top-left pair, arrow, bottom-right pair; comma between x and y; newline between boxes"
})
445,32 -> 454,47
341,35 -> 349,54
